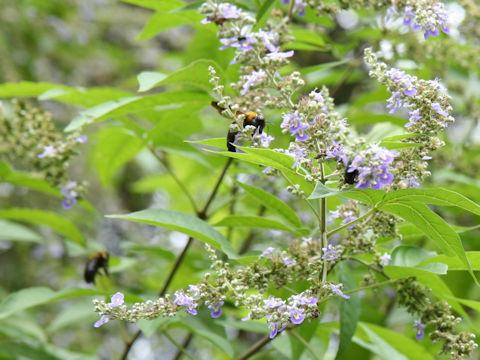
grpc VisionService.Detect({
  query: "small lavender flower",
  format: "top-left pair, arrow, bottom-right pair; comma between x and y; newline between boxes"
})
261,247 -> 275,258
266,50 -> 294,60
380,252 -> 391,267
326,141 -> 349,166
330,284 -> 350,299
208,301 -> 224,318
174,291 -> 198,315
287,143 -> 306,167
422,155 -> 432,160
432,103 -> 449,117
188,285 -> 201,298
94,315 -> 110,328
110,292 -> 124,307
342,210 -> 357,224
240,70 -> 266,95
386,91 -> 404,114
37,145 -> 56,159
288,306 -> 305,324
291,293 -> 318,306
281,111 -> 309,141
260,132 -> 274,147
93,292 -> 124,327
301,237 -> 312,243
281,0 -> 306,16
201,3 -> 241,24
283,255 -> 296,266
264,296 -> 284,309
322,244 -> 340,261
414,319 -> 426,340
61,181 -> 79,209
406,109 -> 421,128
76,135 -> 88,143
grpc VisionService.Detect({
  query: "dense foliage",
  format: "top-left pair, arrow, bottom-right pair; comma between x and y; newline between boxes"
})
1,0 -> 480,359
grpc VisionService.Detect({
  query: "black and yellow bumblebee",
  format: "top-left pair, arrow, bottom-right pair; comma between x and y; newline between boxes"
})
84,251 -> 109,284
344,169 -> 359,185
211,101 -> 265,152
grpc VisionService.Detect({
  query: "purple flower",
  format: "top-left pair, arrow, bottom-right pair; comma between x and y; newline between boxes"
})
342,210 -> 357,224
261,247 -> 275,258
287,143 -> 306,167
268,322 -> 286,339
301,237 -> 312,243
77,135 -> 88,143
240,70 -> 266,95
372,145 -> 397,164
288,306 -> 305,324
110,292 -> 124,307
37,145 -> 56,159
291,293 -> 317,306
219,36 -> 254,51
406,176 -> 420,188
322,244 -> 340,261
403,81 -> 417,96
403,6 -> 415,26
380,252 -> 391,267
386,91 -> 404,114
283,255 -> 296,266
281,0 -> 306,16
61,181 -> 79,209
188,285 -> 201,298
219,3 -> 240,19
281,111 -> 310,141
94,315 -> 110,328
208,301 -> 224,318
432,102 -> 449,117
330,284 -> 350,299
406,109 -> 421,128
414,320 -> 426,340
266,50 -> 294,60
264,296 -> 284,309
258,30 -> 279,53
260,132 -> 274,147
422,155 -> 432,160
326,141 -> 349,166
174,291 -> 198,315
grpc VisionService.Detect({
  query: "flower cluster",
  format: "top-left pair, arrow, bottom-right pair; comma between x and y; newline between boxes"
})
0,100 -> 87,208
388,1 -> 450,39
397,278 -> 477,358
364,48 -> 453,188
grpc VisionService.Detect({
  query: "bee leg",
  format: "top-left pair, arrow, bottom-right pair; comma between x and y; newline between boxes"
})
227,130 -> 238,152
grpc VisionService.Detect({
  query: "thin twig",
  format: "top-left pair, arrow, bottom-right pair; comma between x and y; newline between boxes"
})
162,330 -> 195,360
173,333 -> 194,360
288,331 -> 322,360
237,335 -> 272,360
327,207 -> 376,237
149,146 -> 199,214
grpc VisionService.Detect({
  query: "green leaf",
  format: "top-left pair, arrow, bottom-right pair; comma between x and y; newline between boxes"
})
107,209 -> 239,259
364,123 -> 405,143
255,0 -> 276,29
236,181 -> 302,228
0,220 -> 43,243
418,252 -> 480,271
92,127 -> 144,186
289,321 -> 320,360
208,147 -> 296,174
137,60 -> 224,92
0,161 -> 59,196
214,215 -> 303,235
354,323 -> 408,360
0,208 -> 86,247
0,287 -> 133,320
356,323 -> 433,360
137,71 -> 167,92
216,319 -> 269,334
308,182 -> 351,199
65,90 -> 211,131
290,29 -> 326,48
138,317 -> 173,337
187,137 -> 227,150
137,10 -> 203,40
380,202 -> 471,277
381,188 -> 480,216
391,246 -> 437,268
169,318 -> 234,358
0,342 -> 57,360
47,300 -> 98,334
0,81 -> 71,98
341,188 -> 386,206
336,261 -> 360,358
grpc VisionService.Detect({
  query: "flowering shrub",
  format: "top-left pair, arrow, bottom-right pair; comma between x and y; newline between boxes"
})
1,0 -> 480,359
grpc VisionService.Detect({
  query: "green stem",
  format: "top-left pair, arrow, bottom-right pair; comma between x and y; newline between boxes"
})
162,330 -> 195,360
343,279 -> 396,295
319,164 -> 328,283
288,331 -> 322,360
327,207 -> 376,237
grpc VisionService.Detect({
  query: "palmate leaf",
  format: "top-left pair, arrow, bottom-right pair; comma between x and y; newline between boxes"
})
107,209 -> 239,259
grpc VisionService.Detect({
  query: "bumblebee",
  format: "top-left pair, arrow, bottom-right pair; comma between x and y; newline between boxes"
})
84,251 -> 109,284
344,168 -> 359,185
211,101 -> 265,152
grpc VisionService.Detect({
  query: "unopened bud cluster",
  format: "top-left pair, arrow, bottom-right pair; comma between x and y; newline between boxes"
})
0,100 -> 87,208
